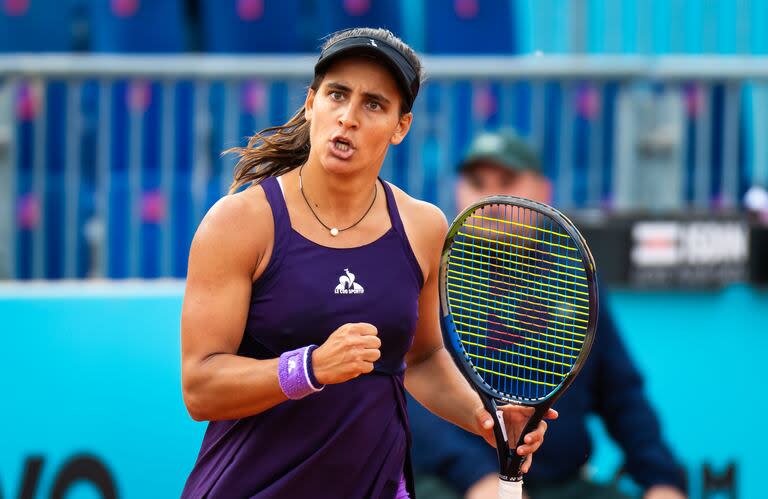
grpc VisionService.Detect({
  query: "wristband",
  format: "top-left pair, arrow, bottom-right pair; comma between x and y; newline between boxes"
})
278,345 -> 325,400
305,345 -> 323,390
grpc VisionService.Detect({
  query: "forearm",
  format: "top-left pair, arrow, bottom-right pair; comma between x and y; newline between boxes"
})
404,346 -> 482,435
182,353 -> 286,421
408,392 -> 499,492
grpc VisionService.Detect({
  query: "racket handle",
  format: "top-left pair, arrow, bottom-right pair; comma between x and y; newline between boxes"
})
498,478 -> 523,499
508,405 -> 549,479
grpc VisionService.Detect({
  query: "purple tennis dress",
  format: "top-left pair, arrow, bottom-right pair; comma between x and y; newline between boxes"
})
181,176 -> 424,498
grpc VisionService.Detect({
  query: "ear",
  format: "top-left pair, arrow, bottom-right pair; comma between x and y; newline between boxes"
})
540,176 -> 554,205
304,88 -> 316,122
455,176 -> 475,212
390,112 -> 413,145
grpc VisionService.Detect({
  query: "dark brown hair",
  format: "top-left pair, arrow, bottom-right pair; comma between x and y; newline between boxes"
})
227,27 -> 423,194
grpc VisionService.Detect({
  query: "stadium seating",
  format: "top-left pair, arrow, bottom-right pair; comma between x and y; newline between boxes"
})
1,1 -> 84,278
88,0 -> 186,53
313,0 -> 403,45
199,0 -> 303,53
88,0 -> 188,277
0,0 -> 79,52
424,0 -> 516,54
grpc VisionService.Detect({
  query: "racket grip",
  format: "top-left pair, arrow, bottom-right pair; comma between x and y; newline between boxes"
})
508,405 -> 549,479
498,478 -> 523,499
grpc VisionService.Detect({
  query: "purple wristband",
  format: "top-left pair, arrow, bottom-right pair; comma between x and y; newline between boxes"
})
278,345 -> 324,400
305,345 -> 323,390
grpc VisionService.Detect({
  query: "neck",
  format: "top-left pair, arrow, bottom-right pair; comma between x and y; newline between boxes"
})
297,156 -> 379,221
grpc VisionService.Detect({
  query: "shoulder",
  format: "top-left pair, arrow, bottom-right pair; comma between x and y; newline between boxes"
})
196,184 -> 271,242
386,182 -> 448,276
189,183 -> 274,276
387,182 -> 448,235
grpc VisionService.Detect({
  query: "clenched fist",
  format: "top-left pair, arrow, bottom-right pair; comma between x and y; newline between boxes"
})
311,323 -> 381,385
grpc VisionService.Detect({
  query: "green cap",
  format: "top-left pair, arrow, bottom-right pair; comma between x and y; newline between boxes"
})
458,129 -> 542,174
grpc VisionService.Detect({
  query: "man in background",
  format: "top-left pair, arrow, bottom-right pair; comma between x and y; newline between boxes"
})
409,130 -> 687,499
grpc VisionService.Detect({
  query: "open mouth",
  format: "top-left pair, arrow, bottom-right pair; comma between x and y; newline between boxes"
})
332,138 -> 352,152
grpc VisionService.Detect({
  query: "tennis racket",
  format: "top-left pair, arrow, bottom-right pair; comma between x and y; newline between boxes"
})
439,196 -> 598,499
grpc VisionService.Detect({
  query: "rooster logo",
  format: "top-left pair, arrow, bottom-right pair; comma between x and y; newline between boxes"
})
334,268 -> 365,294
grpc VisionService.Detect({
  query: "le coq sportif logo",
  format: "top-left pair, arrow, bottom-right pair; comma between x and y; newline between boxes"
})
334,268 -> 365,295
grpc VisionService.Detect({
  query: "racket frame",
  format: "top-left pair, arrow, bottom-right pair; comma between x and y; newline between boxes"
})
438,195 -> 599,482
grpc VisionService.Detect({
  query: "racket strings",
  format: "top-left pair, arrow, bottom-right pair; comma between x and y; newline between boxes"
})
449,295 -> 586,341
464,220 -> 579,254
456,231 -> 585,267
449,251 -> 590,299
446,266 -> 590,316
448,278 -> 589,328
446,203 -> 589,401
452,313 -> 581,353
455,326 -> 578,359
468,213 -> 579,245
451,247 -> 588,287
447,277 -> 588,327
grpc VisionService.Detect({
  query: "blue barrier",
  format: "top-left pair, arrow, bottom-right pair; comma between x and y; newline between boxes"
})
0,282 -> 765,497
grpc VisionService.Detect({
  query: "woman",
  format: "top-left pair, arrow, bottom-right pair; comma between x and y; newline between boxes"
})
180,27 -> 556,498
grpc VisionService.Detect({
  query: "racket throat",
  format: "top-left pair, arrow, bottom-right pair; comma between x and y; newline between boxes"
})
495,409 -> 508,442
487,398 -> 549,482
482,397 -> 515,481
494,408 -> 520,483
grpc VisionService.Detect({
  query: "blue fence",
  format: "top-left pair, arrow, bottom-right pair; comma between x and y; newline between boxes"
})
1,282 -> 764,498
2,55 -> 768,280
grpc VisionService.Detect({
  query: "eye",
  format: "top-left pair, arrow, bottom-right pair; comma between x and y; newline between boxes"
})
366,100 -> 381,111
329,91 -> 344,101
500,171 -> 518,188
467,174 -> 485,190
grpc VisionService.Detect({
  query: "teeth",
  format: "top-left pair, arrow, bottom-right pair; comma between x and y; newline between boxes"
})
335,141 -> 350,152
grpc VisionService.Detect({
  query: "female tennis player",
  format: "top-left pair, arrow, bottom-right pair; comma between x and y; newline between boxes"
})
180,27 -> 556,498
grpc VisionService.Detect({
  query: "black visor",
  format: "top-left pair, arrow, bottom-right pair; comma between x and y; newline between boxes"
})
314,36 -> 420,112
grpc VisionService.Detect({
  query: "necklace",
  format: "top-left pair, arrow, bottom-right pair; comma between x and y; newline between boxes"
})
298,166 -> 377,237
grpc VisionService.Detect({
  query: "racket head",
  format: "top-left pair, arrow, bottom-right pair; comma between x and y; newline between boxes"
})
439,195 -> 598,407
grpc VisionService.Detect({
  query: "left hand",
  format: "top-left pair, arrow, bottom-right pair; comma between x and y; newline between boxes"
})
474,405 -> 558,474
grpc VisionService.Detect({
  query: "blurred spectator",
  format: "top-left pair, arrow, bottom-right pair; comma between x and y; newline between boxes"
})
408,130 -> 688,499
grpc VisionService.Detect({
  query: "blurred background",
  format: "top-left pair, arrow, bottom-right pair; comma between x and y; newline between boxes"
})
0,0 -> 766,498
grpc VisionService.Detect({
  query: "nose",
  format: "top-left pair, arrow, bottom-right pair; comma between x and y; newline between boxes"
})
338,103 -> 359,129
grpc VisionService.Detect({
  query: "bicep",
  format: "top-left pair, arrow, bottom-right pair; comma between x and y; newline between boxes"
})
181,199 -> 266,368
405,265 -> 443,366
405,209 -> 448,366
181,248 -> 253,364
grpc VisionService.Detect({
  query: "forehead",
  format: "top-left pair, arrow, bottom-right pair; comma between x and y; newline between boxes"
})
320,57 -> 402,101
463,161 -> 517,177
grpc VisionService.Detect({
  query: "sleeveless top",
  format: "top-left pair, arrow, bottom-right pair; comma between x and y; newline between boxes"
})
181,176 -> 424,498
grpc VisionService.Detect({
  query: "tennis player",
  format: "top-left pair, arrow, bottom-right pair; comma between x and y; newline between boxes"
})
180,28 -> 556,498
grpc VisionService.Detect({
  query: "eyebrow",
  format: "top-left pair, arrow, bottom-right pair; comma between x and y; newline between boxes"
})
325,81 -> 392,106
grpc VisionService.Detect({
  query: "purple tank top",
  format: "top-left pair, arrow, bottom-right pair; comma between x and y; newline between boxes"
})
181,176 -> 423,498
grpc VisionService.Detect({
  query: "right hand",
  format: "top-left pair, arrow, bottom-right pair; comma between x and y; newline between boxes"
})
311,323 -> 381,385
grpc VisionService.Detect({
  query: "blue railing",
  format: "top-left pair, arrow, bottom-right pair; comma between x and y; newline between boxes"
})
1,54 -> 767,279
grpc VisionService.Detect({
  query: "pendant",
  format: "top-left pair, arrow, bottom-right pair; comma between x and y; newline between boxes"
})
330,227 -> 339,236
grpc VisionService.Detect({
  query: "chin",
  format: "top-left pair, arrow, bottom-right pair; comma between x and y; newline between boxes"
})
321,155 -> 365,176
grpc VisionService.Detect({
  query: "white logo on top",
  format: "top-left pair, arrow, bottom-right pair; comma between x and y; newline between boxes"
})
369,39 -> 378,47
334,268 -> 365,295
288,358 -> 297,373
